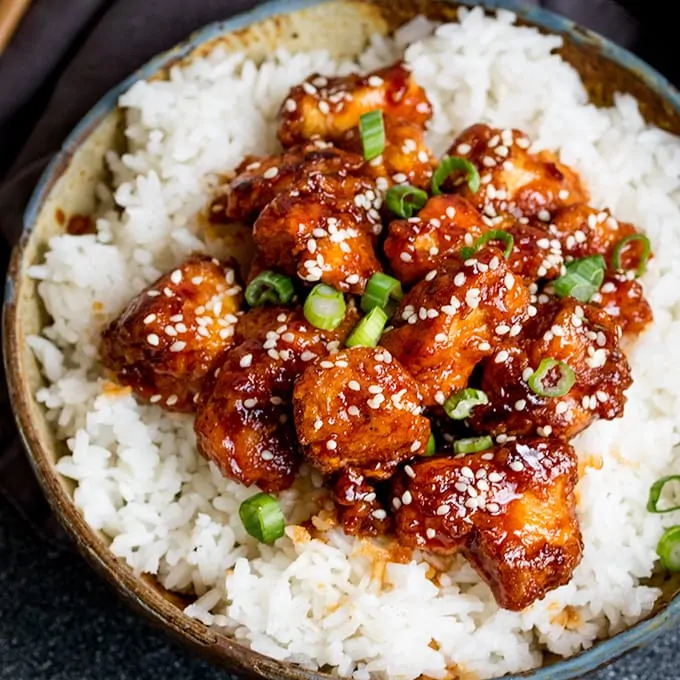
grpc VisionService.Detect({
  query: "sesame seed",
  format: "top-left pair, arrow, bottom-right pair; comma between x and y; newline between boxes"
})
482,156 -> 496,167
301,351 -> 316,362
454,273 -> 466,287
166,395 -> 178,406
537,209 -> 551,222
515,399 -> 526,411
509,460 -> 525,472
261,450 -> 274,461
488,472 -> 503,483
263,166 -> 279,180
318,101 -> 330,114
486,502 -> 500,513
399,251 -> 413,263
150,394 -> 162,403
495,324 -> 510,335
435,332 -> 448,343
320,360 -> 334,369
244,398 -> 257,408
368,385 -> 383,394
349,381 -> 361,391
348,406 -> 360,416
461,466 -> 475,479
402,490 -> 413,505
454,482 -> 468,492
425,269 -> 437,281
436,504 -> 450,515
425,528 -> 436,539
170,341 -> 187,352
313,418 -> 323,431
495,350 -> 509,363
284,98 -> 297,112
371,509 -> 387,520
146,333 -> 160,346
504,273 -> 515,289
164,326 -> 177,337
143,314 -> 156,324
326,439 -> 337,451
457,143 -> 472,155
478,342 -> 491,352
434,391 -> 446,405
410,441 -> 421,452
346,274 -> 360,285
170,270 -> 182,285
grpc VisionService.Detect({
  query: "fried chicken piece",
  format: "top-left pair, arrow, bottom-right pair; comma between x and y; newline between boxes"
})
338,114 -> 436,190
470,297 -> 632,439
252,173 -> 382,293
381,247 -> 530,405
504,221 -> 564,283
445,124 -> 588,223
195,304 -> 359,491
332,467 -> 391,537
392,437 -> 582,610
546,203 -> 647,268
384,195 -> 487,286
278,61 -> 432,147
100,255 -> 242,412
209,142 -> 365,224
598,275 -> 653,336
293,346 -> 430,478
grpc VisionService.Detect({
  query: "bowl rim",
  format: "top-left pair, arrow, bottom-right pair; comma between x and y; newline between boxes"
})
3,0 -> 680,679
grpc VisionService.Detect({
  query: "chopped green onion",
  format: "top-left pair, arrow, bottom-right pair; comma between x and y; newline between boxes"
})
303,284 -> 346,331
431,156 -> 480,196
454,436 -> 493,455
425,433 -> 436,456
361,272 -> 404,313
527,358 -> 575,398
460,230 -> 514,261
359,110 -> 385,161
239,493 -> 286,544
385,185 -> 429,218
553,255 -> 606,302
611,234 -> 651,278
245,271 -> 294,307
444,388 -> 489,420
657,526 -> 680,572
345,306 -> 389,348
647,475 -> 680,513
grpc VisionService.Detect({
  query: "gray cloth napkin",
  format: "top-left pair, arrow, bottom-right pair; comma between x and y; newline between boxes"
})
0,0 -> 666,536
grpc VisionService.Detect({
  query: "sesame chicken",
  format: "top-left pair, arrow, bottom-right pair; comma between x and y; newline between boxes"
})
445,124 -> 588,223
338,114 -> 436,190
392,437 -> 582,610
384,195 -> 487,286
598,275 -> 653,336
293,346 -> 431,478
252,172 -> 383,293
195,304 -> 359,492
278,61 -> 432,147
546,203 -> 647,269
209,142 -> 365,224
470,297 -> 632,439
381,247 -> 530,406
332,467 -> 392,536
100,254 -> 242,412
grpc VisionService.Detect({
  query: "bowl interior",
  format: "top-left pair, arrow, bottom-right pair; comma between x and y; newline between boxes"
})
4,1 -> 680,679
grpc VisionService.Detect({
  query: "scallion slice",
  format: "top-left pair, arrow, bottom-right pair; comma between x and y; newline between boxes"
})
444,388 -> 489,420
385,185 -> 429,218
245,271 -> 294,307
647,475 -> 680,513
527,358 -> 575,398
359,110 -> 385,161
431,156 -> 480,196
657,526 -> 680,572
611,234 -> 651,278
345,306 -> 389,348
239,493 -> 286,544
553,255 -> 606,302
361,272 -> 404,313
454,436 -> 493,455
425,433 -> 436,457
303,284 -> 346,331
460,230 -> 514,261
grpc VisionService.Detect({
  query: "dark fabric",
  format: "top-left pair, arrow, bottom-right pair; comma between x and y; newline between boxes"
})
0,0 -> 672,556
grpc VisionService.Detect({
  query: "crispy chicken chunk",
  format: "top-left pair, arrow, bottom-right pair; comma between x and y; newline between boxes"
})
338,114 -> 436,190
195,305 -> 359,491
470,297 -> 632,439
252,172 -> 382,293
293,346 -> 430,478
546,203 -> 647,268
445,124 -> 588,223
209,142 -> 365,224
100,255 -> 242,412
392,437 -> 582,610
332,467 -> 391,536
598,275 -> 653,336
384,195 -> 487,286
381,247 -> 530,405
278,62 -> 432,147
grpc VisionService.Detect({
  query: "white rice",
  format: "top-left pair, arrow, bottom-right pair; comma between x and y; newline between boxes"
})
27,7 -> 680,679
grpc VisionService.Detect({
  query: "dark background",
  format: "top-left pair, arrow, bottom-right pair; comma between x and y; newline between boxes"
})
0,1 -> 678,678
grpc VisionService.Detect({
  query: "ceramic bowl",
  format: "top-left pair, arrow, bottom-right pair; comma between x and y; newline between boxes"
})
4,1 -> 680,678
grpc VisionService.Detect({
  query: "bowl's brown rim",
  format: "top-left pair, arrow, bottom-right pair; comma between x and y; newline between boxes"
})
4,1 -> 680,680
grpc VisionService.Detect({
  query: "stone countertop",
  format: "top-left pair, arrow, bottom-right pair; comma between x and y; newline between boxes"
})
0,496 -> 676,680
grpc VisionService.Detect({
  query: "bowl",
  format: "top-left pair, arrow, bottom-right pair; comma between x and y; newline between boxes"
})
4,1 -> 680,678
